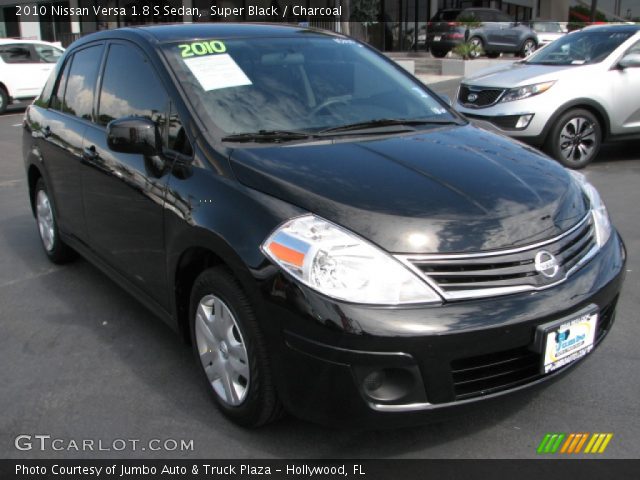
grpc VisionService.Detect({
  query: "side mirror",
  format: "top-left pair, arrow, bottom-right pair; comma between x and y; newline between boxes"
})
438,93 -> 452,106
106,117 -> 161,156
618,53 -> 640,69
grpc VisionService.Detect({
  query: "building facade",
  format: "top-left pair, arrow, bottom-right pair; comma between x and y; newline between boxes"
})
1,0 -> 637,50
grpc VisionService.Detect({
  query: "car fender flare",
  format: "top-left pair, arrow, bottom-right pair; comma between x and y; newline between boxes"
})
541,98 -> 612,144
168,227 -> 260,301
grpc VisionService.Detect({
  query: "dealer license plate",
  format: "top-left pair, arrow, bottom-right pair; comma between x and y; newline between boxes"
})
541,311 -> 598,374
433,36 -> 442,41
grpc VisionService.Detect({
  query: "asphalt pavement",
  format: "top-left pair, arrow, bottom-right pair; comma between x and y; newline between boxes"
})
1,100 -> 638,459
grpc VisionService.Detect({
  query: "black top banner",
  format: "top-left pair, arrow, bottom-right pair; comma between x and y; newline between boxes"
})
2,459 -> 640,480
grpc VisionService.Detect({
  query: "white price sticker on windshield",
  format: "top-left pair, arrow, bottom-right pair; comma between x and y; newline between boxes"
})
184,53 -> 252,91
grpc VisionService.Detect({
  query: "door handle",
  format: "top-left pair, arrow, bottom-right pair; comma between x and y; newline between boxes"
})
43,126 -> 51,138
82,145 -> 98,161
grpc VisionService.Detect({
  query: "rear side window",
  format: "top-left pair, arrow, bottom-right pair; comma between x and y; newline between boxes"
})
62,45 -> 104,120
495,12 -> 514,22
33,44 -> 64,63
97,43 -> 168,129
0,44 -> 35,63
50,58 -> 71,111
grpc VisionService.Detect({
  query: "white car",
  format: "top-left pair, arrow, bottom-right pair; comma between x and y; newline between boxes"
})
456,24 -> 640,168
529,21 -> 567,48
0,39 -> 64,114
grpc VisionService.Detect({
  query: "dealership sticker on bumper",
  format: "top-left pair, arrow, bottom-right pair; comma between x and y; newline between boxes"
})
542,312 -> 598,374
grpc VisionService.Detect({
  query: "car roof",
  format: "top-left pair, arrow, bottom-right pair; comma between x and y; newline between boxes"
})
75,23 -> 339,47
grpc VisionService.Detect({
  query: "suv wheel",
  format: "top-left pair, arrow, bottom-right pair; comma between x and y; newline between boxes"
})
34,178 -> 75,263
469,37 -> 484,58
545,109 -> 602,169
520,39 -> 537,57
0,87 -> 8,114
189,267 -> 282,427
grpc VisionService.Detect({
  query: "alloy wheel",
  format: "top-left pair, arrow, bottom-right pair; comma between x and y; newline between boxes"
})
558,116 -> 597,165
194,294 -> 250,406
36,190 -> 55,252
469,38 -> 483,58
523,40 -> 536,57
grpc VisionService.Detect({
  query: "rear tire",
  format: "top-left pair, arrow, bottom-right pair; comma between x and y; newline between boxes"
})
34,178 -> 75,264
430,48 -> 448,58
544,109 -> 602,169
189,267 -> 283,427
0,87 -> 8,114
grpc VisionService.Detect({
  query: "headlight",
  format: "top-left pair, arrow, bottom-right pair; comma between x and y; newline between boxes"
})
261,215 -> 441,305
500,81 -> 555,103
570,171 -> 612,248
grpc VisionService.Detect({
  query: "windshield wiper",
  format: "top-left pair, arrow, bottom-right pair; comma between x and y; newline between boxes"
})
317,118 -> 461,135
221,130 -> 313,143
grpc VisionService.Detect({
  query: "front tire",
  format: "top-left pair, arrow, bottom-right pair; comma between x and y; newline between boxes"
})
545,109 -> 602,169
34,178 -> 75,263
520,38 -> 537,57
189,267 -> 282,427
468,37 -> 484,58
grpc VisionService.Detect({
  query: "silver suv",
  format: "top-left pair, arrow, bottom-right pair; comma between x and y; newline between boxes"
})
455,24 -> 640,168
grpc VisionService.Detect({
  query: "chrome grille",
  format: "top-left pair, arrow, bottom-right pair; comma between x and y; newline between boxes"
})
398,213 -> 597,301
458,84 -> 506,108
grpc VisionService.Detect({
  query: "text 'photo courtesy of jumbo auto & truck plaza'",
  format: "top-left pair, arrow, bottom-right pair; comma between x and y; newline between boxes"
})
0,1 -> 639,479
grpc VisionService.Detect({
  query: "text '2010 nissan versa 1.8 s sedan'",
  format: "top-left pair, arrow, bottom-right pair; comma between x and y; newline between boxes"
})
23,24 -> 625,428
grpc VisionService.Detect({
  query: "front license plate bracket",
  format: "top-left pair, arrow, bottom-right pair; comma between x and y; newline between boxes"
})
533,305 -> 599,375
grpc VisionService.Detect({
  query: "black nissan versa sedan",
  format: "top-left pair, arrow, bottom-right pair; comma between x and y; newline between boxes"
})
23,24 -> 625,428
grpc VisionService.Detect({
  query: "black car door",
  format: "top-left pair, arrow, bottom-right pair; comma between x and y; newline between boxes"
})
37,43 -> 105,242
81,41 -> 173,310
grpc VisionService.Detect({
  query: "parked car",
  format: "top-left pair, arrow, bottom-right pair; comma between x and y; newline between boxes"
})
23,24 -> 625,427
427,8 -> 538,58
0,39 -> 63,114
528,21 -> 567,48
456,24 -> 640,168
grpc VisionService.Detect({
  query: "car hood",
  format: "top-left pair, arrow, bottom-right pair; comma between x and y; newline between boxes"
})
463,61 -> 582,88
229,124 -> 588,254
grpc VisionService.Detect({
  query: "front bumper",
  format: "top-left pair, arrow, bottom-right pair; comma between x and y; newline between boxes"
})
259,232 -> 626,427
456,89 -> 561,146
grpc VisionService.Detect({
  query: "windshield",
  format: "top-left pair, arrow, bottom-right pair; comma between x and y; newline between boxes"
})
525,29 -> 633,65
162,35 -> 455,136
532,22 -> 564,33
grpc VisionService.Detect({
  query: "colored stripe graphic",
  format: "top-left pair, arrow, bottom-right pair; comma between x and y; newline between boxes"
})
537,433 -> 565,454
539,433 -> 613,454
585,433 -> 614,454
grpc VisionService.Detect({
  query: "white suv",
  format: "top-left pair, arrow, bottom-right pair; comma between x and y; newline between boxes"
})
0,39 -> 64,114
456,25 -> 640,168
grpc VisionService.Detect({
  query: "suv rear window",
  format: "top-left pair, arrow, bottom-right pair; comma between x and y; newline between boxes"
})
431,10 -> 462,22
